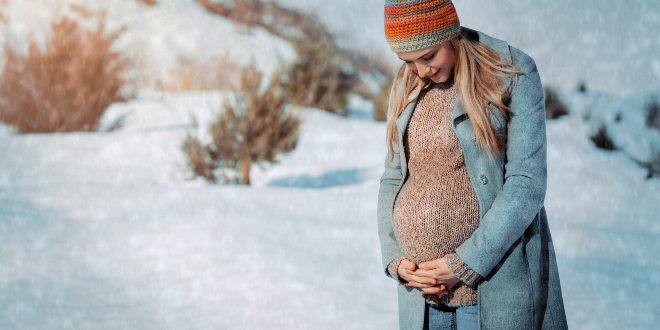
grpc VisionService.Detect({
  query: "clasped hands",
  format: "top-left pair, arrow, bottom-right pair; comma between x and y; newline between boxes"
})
397,256 -> 461,298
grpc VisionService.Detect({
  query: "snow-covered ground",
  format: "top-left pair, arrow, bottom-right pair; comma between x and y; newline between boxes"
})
1,90 -> 659,329
1,0 -> 659,329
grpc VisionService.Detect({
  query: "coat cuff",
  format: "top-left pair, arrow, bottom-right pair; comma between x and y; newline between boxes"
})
445,253 -> 482,288
387,256 -> 408,285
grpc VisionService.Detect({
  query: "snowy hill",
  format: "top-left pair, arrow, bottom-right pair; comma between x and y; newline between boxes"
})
0,0 -> 296,91
279,0 -> 660,97
1,0 -> 659,329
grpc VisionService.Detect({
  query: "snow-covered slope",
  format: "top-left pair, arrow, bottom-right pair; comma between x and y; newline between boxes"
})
279,0 -> 660,96
0,0 -> 295,91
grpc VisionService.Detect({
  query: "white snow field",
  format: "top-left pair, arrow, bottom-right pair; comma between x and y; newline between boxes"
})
0,0 -> 659,329
1,90 -> 658,329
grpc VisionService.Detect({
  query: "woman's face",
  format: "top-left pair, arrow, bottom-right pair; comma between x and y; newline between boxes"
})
397,40 -> 457,84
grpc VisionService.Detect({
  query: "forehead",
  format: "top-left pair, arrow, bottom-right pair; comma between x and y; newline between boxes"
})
397,41 -> 446,61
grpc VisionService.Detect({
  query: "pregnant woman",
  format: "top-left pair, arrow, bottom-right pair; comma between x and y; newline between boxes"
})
376,1 -> 568,329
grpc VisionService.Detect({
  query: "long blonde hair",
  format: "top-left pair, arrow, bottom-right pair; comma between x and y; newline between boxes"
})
386,30 -> 518,160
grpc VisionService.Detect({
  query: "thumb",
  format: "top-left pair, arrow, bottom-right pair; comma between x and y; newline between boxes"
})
403,259 -> 417,270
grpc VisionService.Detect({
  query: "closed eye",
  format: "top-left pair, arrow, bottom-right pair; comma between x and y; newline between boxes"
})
422,52 -> 436,61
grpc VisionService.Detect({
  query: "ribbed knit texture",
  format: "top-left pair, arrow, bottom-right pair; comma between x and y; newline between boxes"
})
390,82 -> 482,307
384,0 -> 461,53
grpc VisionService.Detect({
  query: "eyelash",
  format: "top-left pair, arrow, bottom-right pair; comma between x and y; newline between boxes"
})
422,53 -> 435,61
404,52 -> 435,64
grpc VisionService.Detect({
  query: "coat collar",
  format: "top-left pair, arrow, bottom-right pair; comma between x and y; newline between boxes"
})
395,27 -> 511,134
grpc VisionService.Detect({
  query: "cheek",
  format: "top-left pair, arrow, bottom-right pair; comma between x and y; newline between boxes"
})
406,62 -> 419,75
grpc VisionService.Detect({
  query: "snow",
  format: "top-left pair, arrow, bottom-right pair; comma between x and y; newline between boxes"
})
0,0 -> 295,91
277,0 -> 660,96
1,0 -> 659,329
2,89 -> 659,329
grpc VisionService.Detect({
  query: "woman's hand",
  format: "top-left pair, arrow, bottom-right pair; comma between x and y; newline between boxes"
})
413,257 -> 461,297
397,259 -> 446,291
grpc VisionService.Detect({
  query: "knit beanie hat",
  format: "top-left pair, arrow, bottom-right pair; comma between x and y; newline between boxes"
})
384,0 -> 461,53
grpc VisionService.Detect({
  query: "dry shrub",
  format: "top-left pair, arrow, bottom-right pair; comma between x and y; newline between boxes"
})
196,0 -> 333,43
590,125 -> 616,151
371,76 -> 393,122
283,40 -> 358,115
645,97 -> 660,131
0,10 -> 127,133
639,153 -> 660,179
0,0 -> 7,24
182,64 -> 300,185
544,86 -> 569,120
196,0 -> 382,114
164,54 -> 240,91
137,0 -> 157,6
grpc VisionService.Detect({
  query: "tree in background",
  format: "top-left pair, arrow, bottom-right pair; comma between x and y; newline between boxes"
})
183,64 -> 300,185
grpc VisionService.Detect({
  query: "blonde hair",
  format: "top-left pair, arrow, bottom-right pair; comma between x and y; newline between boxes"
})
386,30 -> 518,160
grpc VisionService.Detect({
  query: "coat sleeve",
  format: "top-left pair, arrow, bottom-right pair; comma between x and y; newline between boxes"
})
376,141 -> 405,281
454,46 -> 548,278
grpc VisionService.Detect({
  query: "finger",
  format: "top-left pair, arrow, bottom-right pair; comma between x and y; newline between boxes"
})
405,272 -> 437,286
411,269 -> 441,279
401,260 -> 417,271
418,259 -> 442,270
406,280 -> 435,289
420,286 -> 443,294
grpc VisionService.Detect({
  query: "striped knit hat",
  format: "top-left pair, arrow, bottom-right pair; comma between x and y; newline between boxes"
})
384,0 -> 461,53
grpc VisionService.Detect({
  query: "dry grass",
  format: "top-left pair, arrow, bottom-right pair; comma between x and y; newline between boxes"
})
164,54 -> 240,92
0,0 -> 7,24
283,40 -> 358,114
182,64 -> 300,185
137,0 -> 157,6
645,97 -> 660,131
372,77 -> 393,122
590,125 -> 616,151
544,86 -> 569,120
0,9 -> 128,133
195,0 -> 332,43
196,0 -> 383,115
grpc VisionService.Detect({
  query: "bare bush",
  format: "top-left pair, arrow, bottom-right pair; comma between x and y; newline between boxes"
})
164,54 -> 240,91
182,64 -> 300,185
283,41 -> 358,115
196,0 -> 380,114
0,10 -> 127,133
137,0 -> 157,6
645,97 -> 660,131
544,86 -> 569,119
639,153 -> 660,179
590,125 -> 616,151
371,76 -> 393,122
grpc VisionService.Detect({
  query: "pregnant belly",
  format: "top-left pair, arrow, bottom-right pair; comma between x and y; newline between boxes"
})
392,177 -> 480,265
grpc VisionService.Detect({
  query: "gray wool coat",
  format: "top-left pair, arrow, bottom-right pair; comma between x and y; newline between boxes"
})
376,27 -> 568,330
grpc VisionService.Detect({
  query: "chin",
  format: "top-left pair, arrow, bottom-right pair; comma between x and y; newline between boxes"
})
430,71 -> 450,84
431,75 -> 449,84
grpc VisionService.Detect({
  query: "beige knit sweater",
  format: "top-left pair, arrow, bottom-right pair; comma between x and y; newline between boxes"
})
387,82 -> 483,307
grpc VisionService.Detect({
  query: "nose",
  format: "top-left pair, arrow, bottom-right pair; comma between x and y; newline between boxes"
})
414,63 -> 430,78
